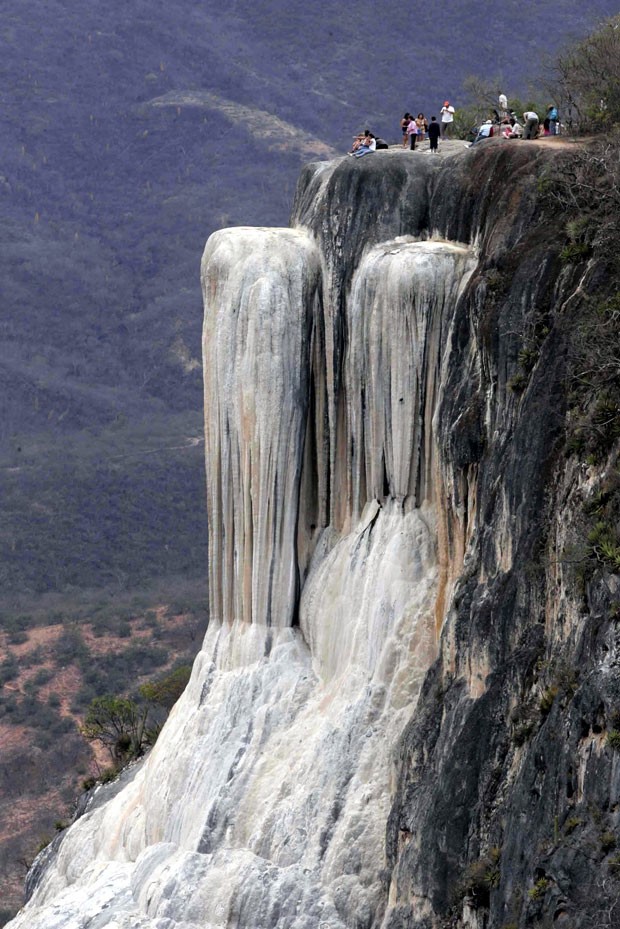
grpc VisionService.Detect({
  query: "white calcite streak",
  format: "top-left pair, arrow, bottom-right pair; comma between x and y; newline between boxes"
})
8,205 -> 476,927
202,227 -> 321,629
344,239 -> 475,523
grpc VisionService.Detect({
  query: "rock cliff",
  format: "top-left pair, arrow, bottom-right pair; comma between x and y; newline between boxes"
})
8,143 -> 620,929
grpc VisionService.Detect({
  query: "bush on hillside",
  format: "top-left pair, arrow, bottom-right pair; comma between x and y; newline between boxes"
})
81,665 -> 192,764
552,15 -> 620,133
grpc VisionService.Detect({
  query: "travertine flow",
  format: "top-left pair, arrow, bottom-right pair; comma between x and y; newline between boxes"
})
9,153 -> 483,929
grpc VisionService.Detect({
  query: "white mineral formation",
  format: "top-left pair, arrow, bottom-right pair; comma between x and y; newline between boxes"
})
8,161 -> 476,929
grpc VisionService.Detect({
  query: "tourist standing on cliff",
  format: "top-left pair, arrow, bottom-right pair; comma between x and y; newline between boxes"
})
406,115 -> 419,150
428,116 -> 440,152
400,113 -> 411,147
522,110 -> 539,139
546,104 -> 559,135
440,100 -> 455,138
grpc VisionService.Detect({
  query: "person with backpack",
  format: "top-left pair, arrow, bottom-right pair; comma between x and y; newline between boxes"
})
546,104 -> 559,135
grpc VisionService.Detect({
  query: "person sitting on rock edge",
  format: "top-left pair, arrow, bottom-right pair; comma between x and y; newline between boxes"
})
471,119 -> 493,146
351,132 -> 376,157
349,129 -> 369,153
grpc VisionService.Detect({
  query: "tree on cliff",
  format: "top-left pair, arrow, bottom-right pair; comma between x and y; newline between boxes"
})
457,16 -> 620,137
552,14 -> 620,132
81,695 -> 149,763
81,665 -> 191,764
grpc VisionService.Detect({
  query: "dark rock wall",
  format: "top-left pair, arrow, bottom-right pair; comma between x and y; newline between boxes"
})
291,143 -> 619,929
368,146 -> 620,929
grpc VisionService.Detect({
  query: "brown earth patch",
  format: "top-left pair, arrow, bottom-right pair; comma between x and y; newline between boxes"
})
0,597 -> 207,921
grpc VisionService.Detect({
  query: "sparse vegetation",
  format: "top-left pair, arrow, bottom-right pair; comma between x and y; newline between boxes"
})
552,15 -> 620,133
98,767 -> 120,785
539,685 -> 559,715
528,877 -> 550,900
81,695 -> 152,763
511,659 -> 580,748
517,346 -> 540,373
458,847 -> 502,907
510,698 -> 539,745
588,520 -> 620,573
564,816 -> 583,835
0,584 -> 206,914
80,664 -> 192,765
508,372 -> 528,394
609,853 -> 620,876
601,831 -> 617,852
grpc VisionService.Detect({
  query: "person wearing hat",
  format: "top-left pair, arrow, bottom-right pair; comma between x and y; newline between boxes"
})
471,119 -> 493,146
440,100 -> 455,139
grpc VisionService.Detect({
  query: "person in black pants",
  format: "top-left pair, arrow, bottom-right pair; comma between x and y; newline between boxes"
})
428,116 -> 441,152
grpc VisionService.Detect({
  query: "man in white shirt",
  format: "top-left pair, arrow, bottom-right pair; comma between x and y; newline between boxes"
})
471,120 -> 493,145
522,111 -> 539,139
440,101 -> 455,139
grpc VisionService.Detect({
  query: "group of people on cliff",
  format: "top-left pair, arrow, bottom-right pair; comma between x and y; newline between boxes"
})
399,102 -> 454,151
348,100 -> 454,156
347,93 -> 560,157
470,101 -> 559,145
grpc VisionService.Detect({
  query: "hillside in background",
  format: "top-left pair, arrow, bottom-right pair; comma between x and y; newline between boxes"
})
1,0 -> 619,922
1,0 -> 618,600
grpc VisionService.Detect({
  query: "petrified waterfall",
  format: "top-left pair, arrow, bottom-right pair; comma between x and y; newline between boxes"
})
10,145 -> 590,929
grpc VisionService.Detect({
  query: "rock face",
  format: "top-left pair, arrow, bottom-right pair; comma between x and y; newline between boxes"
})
8,145 -> 620,929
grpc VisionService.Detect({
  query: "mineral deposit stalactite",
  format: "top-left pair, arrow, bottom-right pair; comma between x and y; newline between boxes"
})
202,227 -> 321,628
343,240 -> 475,524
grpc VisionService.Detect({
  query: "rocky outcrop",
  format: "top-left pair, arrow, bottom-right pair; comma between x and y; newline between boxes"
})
8,144 -> 620,929
383,147 -> 620,929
